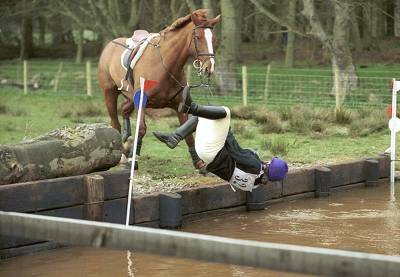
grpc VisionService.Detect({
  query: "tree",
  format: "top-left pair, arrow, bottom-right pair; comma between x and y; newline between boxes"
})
251,0 -> 358,110
302,0 -> 358,111
216,0 -> 243,93
285,0 -> 297,67
53,0 -> 144,43
19,0 -> 33,60
395,0 -> 400,37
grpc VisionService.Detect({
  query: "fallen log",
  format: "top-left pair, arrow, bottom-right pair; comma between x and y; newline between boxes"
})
0,124 -> 122,185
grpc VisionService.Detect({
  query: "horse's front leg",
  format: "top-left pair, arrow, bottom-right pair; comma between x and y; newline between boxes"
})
177,112 -> 206,171
124,107 -> 146,169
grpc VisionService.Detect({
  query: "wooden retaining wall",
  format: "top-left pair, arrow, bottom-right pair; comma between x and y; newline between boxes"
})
0,155 -> 390,259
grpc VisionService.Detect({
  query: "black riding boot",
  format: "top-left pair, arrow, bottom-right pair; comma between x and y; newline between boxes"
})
153,116 -> 199,149
178,86 -> 227,119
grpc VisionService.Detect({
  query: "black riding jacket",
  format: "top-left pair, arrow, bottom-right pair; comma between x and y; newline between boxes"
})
205,131 -> 263,182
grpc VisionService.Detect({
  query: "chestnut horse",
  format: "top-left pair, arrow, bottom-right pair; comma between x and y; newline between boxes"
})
98,10 -> 220,170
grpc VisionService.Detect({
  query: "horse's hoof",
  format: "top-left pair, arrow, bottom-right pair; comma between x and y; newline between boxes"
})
120,154 -> 128,164
198,166 -> 209,176
125,161 -> 139,170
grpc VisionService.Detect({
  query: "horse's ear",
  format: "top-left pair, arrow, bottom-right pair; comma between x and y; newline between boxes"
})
191,12 -> 203,26
208,14 -> 221,26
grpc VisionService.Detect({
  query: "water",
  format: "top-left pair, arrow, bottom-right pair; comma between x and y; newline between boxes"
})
1,184 -> 400,276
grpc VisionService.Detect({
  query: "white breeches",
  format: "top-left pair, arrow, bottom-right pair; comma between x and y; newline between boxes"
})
195,107 -> 230,164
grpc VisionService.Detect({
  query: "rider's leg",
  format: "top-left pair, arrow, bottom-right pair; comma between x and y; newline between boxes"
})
153,116 -> 199,149
178,86 -> 227,119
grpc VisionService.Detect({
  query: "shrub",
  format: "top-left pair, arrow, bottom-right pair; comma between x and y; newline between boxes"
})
59,102 -> 104,118
261,137 -> 290,156
335,109 -> 353,125
255,111 -> 284,134
233,121 -> 256,139
0,104 -> 7,114
349,110 -> 386,136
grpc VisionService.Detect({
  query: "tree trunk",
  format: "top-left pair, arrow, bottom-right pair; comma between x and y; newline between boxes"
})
75,28 -> 84,64
395,0 -> 400,37
216,0 -> 242,94
38,16 -> 46,46
302,0 -> 357,110
202,0 -> 215,18
331,0 -> 358,108
19,0 -> 33,60
362,0 -> 372,45
285,0 -> 296,67
350,7 -> 362,53
0,124 -> 122,185
371,1 -> 385,39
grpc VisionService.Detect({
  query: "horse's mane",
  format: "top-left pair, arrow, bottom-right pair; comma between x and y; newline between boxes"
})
161,9 -> 209,34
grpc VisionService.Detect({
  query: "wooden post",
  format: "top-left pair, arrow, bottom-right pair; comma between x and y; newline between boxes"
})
334,67 -> 341,114
242,65 -> 248,106
53,62 -> 63,92
186,64 -> 191,84
264,63 -> 271,100
23,60 -> 28,95
86,61 -> 92,96
83,175 -> 104,221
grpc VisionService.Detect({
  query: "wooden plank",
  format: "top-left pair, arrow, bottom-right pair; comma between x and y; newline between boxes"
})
329,160 -> 364,188
101,170 -> 130,200
103,198 -> 134,224
282,168 -> 315,196
180,183 -> 246,215
264,181 -> 283,200
0,176 -> 83,212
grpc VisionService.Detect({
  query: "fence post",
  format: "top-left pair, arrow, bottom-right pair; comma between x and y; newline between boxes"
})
186,64 -> 191,84
264,63 -> 271,100
242,65 -> 248,106
334,67 -> 341,113
53,62 -> 63,92
86,61 -> 92,96
23,60 -> 28,95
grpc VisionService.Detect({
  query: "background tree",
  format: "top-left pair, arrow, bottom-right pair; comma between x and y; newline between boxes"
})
395,0 -> 400,36
216,0 -> 243,93
285,0 -> 297,67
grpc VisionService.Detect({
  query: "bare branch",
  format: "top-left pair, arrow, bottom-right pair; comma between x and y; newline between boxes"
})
250,0 -> 305,36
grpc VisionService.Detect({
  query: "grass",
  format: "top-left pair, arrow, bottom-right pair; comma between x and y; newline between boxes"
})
0,58 -> 398,183
0,89 -> 395,183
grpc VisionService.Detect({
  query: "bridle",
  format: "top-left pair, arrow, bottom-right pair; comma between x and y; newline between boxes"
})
190,25 -> 215,73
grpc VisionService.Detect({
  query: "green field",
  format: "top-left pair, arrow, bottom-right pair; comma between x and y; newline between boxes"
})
0,87 -> 395,186
1,59 -> 398,187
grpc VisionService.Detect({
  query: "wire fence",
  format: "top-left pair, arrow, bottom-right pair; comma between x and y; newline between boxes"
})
0,60 -> 399,109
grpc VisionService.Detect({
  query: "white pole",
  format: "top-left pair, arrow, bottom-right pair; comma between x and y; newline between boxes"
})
125,77 -> 146,226
391,79 -> 400,200
86,61 -> 92,96
242,65 -> 248,107
23,60 -> 28,95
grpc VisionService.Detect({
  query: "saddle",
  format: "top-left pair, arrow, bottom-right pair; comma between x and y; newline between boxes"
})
118,30 -> 160,92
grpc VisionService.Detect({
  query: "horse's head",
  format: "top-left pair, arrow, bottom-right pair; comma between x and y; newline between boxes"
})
189,11 -> 221,77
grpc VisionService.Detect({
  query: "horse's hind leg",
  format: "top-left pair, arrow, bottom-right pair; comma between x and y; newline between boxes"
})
177,112 -> 206,171
103,87 -> 121,133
